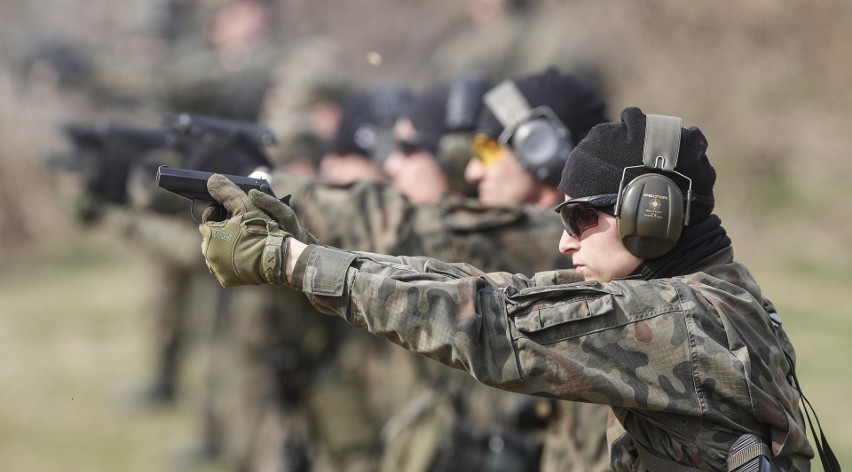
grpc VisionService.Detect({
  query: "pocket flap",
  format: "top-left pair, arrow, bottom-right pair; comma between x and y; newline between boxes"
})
511,285 -> 617,333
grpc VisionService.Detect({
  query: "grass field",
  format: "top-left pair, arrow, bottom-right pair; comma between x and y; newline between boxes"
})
0,227 -> 849,471
0,230 -> 228,472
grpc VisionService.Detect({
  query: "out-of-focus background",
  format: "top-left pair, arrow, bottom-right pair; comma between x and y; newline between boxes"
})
0,0 -> 850,471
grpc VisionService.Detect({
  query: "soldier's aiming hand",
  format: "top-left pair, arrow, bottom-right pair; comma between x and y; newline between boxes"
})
199,174 -> 306,287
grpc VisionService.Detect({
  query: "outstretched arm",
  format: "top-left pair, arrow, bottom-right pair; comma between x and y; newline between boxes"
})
200,174 -> 702,414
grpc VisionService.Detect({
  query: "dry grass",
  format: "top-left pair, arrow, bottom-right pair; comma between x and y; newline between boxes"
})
0,229 -> 227,472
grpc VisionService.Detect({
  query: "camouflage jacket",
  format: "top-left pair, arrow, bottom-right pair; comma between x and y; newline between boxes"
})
290,244 -> 813,471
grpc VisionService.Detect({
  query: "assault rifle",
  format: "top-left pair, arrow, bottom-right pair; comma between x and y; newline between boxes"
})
161,113 -> 275,176
47,120 -> 169,204
162,113 -> 277,148
48,120 -> 168,171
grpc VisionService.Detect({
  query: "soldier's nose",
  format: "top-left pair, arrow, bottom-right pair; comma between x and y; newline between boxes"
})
558,231 -> 579,255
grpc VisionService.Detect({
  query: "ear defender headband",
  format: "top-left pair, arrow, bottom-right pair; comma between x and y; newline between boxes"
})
438,73 -> 489,196
437,72 -> 489,165
614,114 -> 693,259
483,80 -> 573,183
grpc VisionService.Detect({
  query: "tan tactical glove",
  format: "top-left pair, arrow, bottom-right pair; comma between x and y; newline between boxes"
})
199,174 -> 316,288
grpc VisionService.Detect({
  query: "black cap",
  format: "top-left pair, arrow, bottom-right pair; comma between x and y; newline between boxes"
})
405,82 -> 452,155
559,107 -> 716,223
405,73 -> 489,155
330,81 -> 410,159
475,67 -> 607,144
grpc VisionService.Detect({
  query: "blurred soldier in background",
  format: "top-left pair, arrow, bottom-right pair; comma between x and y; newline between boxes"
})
316,80 -> 411,185
210,42 -> 355,472
301,79 -> 413,472
51,114 -> 277,468
465,67 -> 613,472
378,74 -> 551,472
154,0 -> 282,120
188,77 -> 410,472
42,119 -> 195,414
380,67 -> 612,472
238,67 -> 609,471
423,0 -> 536,84
41,116 -> 228,470
260,36 -> 353,177
120,2 -> 285,468
422,0 -> 606,100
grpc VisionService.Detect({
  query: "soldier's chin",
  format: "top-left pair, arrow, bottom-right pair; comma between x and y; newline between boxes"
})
575,265 -> 599,282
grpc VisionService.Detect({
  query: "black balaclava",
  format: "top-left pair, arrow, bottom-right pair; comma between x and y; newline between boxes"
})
559,107 -> 731,279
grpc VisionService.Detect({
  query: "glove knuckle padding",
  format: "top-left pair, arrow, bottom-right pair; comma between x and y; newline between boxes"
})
208,174 -> 251,215
249,191 -> 319,245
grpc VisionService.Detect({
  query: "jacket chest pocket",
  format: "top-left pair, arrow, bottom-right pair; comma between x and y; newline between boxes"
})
508,284 -> 620,344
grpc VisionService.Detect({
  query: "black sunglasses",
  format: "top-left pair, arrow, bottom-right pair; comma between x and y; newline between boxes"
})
553,194 -> 618,239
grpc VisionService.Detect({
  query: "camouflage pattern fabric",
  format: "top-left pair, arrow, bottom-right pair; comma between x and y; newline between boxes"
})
219,284 -> 352,471
290,244 -> 814,471
270,170 -> 611,471
540,400 -> 611,472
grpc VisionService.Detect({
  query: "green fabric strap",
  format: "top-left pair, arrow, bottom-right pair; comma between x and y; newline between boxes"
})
262,231 -> 287,286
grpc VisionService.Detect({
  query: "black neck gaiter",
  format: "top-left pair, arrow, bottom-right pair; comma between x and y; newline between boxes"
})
633,214 -> 731,280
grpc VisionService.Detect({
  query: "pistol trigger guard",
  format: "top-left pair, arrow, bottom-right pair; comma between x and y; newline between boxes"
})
189,199 -> 202,224
280,194 -> 292,206
190,200 -> 226,224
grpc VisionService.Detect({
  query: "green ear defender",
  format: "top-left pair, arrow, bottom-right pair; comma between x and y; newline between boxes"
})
483,80 -> 573,184
614,114 -> 693,259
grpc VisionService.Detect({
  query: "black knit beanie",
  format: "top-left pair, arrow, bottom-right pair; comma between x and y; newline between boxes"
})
407,74 -> 490,156
331,82 -> 410,158
558,107 -> 717,224
475,67 -> 608,144
406,82 -> 452,156
331,91 -> 376,157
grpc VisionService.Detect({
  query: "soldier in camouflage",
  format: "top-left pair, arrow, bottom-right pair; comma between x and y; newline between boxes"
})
213,84 -> 406,472
198,106 -> 815,471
